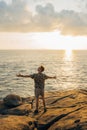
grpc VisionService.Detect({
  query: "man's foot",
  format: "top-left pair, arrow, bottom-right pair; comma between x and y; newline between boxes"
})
34,110 -> 38,114
44,107 -> 47,112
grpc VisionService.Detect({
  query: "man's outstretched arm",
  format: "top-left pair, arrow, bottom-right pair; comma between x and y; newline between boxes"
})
47,76 -> 56,79
16,73 -> 30,78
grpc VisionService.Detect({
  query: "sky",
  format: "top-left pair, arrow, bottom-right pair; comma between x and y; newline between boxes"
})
0,0 -> 87,50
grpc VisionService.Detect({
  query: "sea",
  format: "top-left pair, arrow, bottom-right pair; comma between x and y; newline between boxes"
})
0,50 -> 87,99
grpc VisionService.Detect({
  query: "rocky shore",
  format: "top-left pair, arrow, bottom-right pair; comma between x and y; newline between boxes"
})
0,89 -> 87,130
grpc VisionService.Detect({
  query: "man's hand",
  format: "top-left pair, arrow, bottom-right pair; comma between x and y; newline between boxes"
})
16,73 -> 22,77
53,76 -> 57,79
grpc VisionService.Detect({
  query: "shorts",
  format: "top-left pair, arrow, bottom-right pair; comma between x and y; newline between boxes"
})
35,88 -> 44,98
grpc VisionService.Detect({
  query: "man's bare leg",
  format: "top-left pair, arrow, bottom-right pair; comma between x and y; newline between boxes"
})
42,96 -> 47,112
42,96 -> 45,108
36,97 -> 39,110
34,97 -> 39,114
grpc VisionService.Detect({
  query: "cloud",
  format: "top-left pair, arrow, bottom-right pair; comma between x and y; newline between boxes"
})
34,3 -> 87,35
76,0 -> 87,12
57,10 -> 87,36
0,0 -> 33,32
0,0 -> 87,35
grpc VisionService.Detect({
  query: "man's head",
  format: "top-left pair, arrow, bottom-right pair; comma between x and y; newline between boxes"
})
37,66 -> 45,73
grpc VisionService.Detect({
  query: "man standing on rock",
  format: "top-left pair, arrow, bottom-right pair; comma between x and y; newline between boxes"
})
17,66 -> 56,114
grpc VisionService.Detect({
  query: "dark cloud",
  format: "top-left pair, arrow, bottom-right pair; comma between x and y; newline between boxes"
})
0,0 -> 87,35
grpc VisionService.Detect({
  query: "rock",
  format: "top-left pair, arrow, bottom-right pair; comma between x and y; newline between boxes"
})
0,115 -> 37,130
34,90 -> 87,130
1,103 -> 32,115
3,94 -> 22,107
0,90 -> 87,130
0,95 -> 33,115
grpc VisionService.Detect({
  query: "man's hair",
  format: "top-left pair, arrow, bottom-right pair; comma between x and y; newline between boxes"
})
39,66 -> 45,72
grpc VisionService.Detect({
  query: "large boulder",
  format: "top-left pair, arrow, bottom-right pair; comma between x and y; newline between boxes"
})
3,94 -> 22,107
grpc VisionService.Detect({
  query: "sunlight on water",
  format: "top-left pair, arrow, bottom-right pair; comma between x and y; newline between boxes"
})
64,49 -> 73,61
61,49 -> 77,90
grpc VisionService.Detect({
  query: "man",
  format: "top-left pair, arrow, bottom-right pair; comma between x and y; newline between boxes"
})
17,66 -> 56,114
